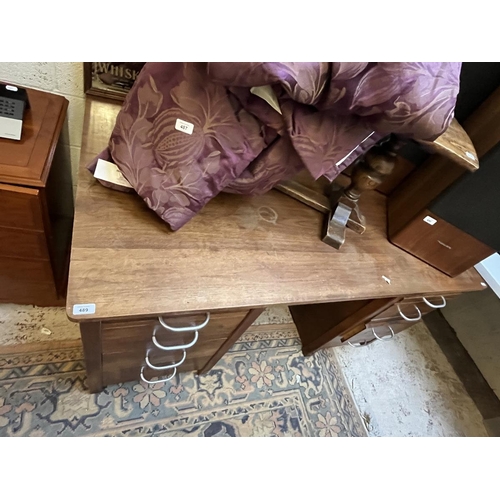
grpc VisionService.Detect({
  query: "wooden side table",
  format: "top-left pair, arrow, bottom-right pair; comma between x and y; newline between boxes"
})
0,87 -> 72,306
67,98 -> 485,393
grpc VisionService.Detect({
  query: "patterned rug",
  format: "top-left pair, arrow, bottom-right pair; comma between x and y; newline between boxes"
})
0,323 -> 365,437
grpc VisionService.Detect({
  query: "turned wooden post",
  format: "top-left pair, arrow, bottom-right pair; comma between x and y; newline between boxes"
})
323,136 -> 402,248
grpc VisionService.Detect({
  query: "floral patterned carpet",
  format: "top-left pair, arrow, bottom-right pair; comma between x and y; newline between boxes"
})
0,323 -> 365,437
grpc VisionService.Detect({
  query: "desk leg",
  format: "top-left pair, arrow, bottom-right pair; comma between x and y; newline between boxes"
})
199,308 -> 265,374
80,321 -> 104,393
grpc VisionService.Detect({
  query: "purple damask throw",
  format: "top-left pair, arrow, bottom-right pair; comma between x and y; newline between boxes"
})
88,62 -> 461,230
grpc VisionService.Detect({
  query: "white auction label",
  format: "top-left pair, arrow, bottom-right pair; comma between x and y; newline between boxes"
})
94,159 -> 133,188
175,118 -> 194,135
72,303 -> 96,315
423,216 -> 437,226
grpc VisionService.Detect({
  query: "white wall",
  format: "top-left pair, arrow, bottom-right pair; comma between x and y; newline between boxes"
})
0,62 -> 85,215
476,254 -> 500,299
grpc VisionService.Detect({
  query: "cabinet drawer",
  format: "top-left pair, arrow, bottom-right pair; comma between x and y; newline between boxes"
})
0,183 -> 44,231
0,256 -> 54,284
0,226 -> 49,260
0,280 -> 59,306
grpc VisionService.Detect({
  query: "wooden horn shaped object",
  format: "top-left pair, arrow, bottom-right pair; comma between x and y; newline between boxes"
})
322,136 -> 402,249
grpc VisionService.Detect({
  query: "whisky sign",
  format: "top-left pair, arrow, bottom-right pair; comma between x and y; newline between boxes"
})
83,62 -> 145,101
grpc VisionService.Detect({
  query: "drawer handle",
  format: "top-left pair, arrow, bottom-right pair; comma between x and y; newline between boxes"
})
158,312 -> 210,332
145,350 -> 186,370
348,338 -> 377,347
140,366 -> 176,385
152,326 -> 199,351
347,341 -> 363,347
422,296 -> 447,309
397,303 -> 422,322
372,326 -> 395,341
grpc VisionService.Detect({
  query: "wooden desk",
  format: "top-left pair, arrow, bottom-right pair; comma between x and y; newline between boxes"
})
68,97 -> 485,392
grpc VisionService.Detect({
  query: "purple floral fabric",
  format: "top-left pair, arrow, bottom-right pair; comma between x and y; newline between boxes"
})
88,62 -> 461,230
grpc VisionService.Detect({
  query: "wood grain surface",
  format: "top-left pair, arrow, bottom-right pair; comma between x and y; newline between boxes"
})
390,209 -> 494,277
0,183 -> 44,231
80,322 -> 103,393
67,98 -> 484,322
461,86 -> 500,159
416,118 -> 479,171
0,227 -> 49,260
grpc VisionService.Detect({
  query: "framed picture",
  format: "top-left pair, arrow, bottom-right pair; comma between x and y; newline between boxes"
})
83,62 -> 145,101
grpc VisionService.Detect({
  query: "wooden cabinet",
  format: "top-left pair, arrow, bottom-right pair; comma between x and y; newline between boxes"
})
0,89 -> 72,306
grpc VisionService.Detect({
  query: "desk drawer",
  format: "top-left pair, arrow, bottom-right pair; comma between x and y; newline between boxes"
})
0,256 -> 54,283
103,341 -> 222,386
307,294 -> 453,351
327,320 -> 411,348
370,294 -> 451,324
103,355 -> 213,385
101,309 -> 250,386
101,310 -> 248,353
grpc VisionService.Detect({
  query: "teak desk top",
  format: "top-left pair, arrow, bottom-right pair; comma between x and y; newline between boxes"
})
66,97 -> 484,322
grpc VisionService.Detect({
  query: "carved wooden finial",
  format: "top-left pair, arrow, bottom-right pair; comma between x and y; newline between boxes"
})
323,136 -> 403,249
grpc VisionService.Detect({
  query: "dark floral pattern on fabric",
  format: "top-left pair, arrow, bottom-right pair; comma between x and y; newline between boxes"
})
88,62 -> 461,231
0,327 -> 365,437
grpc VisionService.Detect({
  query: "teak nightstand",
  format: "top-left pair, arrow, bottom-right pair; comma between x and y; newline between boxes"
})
0,87 -> 72,306
67,98 -> 486,393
